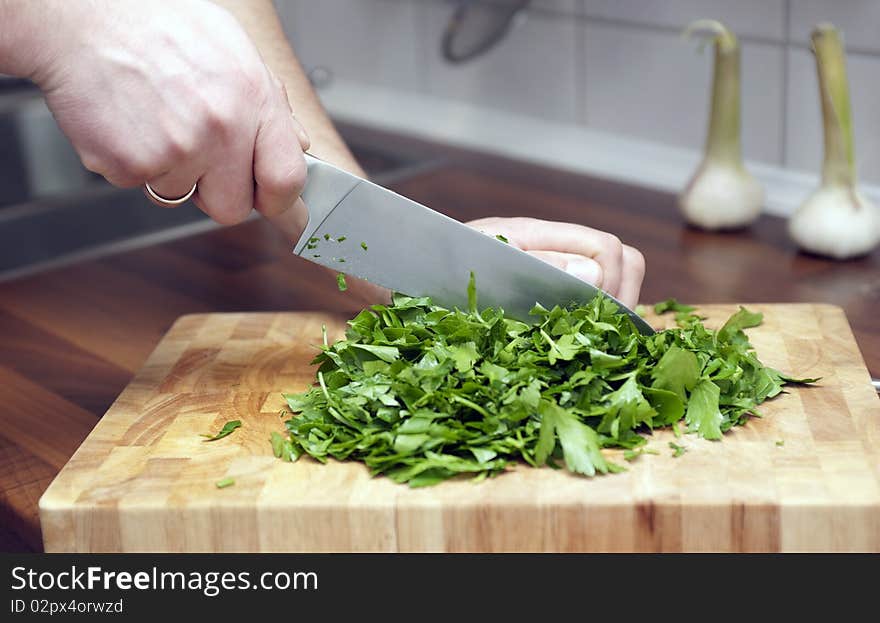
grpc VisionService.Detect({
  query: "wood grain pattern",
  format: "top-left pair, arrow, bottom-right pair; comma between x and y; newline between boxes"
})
2,124 -> 878,551
39,305 -> 880,552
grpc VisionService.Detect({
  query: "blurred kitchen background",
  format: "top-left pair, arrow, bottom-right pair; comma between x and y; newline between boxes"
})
1,0 -> 879,279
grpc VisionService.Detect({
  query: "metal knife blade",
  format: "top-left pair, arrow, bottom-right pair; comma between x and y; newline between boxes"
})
296,155 -> 655,335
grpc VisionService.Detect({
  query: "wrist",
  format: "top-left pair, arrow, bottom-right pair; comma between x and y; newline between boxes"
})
0,0 -> 68,82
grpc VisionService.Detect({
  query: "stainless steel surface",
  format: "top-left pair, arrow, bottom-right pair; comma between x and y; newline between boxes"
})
298,155 -> 655,334
873,378 -> 880,393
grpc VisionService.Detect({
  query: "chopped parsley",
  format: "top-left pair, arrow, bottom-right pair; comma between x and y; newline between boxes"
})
278,279 -> 814,486
669,442 -> 687,458
201,420 -> 241,442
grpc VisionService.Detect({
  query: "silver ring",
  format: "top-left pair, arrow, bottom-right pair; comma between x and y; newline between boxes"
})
144,181 -> 198,206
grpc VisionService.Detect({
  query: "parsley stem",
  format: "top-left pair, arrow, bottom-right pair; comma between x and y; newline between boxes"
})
449,394 -> 491,419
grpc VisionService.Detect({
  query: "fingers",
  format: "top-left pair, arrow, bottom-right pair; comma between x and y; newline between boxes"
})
467,216 -> 646,306
529,248 -> 644,308
277,79 -> 311,151
190,129 -> 255,225
144,162 -> 204,208
290,115 -> 311,152
252,88 -> 308,222
468,217 -> 625,296
617,245 -> 646,309
527,251 -> 603,286
262,197 -> 310,244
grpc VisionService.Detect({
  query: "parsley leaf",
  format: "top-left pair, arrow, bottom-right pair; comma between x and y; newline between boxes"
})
215,477 -> 235,489
654,298 -> 695,315
718,306 -> 763,343
337,273 -> 347,292
537,400 -> 611,476
624,447 -> 660,461
201,420 -> 241,442
651,345 -> 700,401
685,379 -> 723,440
669,442 -> 687,458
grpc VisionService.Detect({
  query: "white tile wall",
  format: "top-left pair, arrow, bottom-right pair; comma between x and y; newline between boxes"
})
582,23 -> 783,163
788,0 -> 880,52
421,2 -> 579,122
523,0 -> 578,14
275,0 -> 880,184
785,47 -> 880,185
580,0 -> 786,40
469,0 -> 580,14
274,0 -> 422,91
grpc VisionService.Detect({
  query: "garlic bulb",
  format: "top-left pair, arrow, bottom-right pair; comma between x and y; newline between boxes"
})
678,20 -> 764,230
789,186 -> 880,258
788,24 -> 880,259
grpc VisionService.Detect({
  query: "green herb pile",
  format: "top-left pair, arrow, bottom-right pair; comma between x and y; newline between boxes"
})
278,277 -> 812,487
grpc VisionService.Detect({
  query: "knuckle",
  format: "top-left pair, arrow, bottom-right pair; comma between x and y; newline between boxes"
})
593,263 -> 605,289
107,172 -> 142,189
605,233 -> 623,251
79,146 -> 147,183
234,61 -> 271,104
625,246 -> 647,277
101,146 -> 160,181
203,100 -> 237,136
600,233 -> 623,256
260,157 -> 306,198
122,155 -> 160,181
163,132 -> 198,162
513,216 -> 539,228
79,150 -> 104,175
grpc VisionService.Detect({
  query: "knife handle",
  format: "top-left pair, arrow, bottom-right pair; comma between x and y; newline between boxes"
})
295,154 -> 361,253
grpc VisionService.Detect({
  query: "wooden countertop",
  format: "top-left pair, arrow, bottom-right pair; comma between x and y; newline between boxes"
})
1,127 -> 878,551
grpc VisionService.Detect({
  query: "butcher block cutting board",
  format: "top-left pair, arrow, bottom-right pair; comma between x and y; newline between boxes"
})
39,304 -> 880,552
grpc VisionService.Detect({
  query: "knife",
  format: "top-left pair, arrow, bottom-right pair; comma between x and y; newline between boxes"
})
295,154 -> 655,335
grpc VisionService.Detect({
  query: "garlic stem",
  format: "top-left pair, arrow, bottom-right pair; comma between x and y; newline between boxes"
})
812,23 -> 855,188
685,20 -> 742,167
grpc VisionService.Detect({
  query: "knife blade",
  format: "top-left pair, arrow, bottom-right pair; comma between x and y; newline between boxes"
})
296,154 -> 655,335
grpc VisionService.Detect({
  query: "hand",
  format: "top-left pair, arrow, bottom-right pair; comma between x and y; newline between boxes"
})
466,217 -> 646,308
31,0 -> 310,230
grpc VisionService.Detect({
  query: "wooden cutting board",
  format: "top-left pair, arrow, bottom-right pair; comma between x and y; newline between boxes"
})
39,304 -> 880,552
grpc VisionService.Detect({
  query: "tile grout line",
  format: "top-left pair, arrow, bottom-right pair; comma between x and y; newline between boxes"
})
414,0 -> 430,94
576,0 -> 588,126
780,0 -> 790,167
